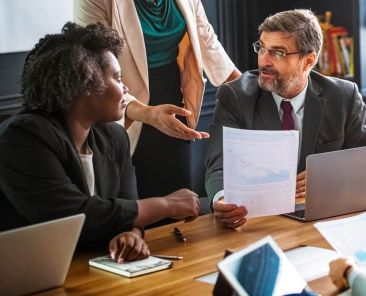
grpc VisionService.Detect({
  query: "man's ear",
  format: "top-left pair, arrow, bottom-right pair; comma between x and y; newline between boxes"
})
303,52 -> 317,72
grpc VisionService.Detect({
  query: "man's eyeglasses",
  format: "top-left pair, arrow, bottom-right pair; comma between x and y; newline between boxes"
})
252,41 -> 301,61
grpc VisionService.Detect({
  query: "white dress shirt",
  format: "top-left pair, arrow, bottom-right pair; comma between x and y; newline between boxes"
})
212,82 -> 308,204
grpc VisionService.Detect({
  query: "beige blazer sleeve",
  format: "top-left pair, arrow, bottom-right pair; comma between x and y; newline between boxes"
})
191,0 -> 236,86
74,0 -> 109,26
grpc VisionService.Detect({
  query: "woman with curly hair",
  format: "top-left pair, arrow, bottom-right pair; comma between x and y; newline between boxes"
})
0,22 -> 200,262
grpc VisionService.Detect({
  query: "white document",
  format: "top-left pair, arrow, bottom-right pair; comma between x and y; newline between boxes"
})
195,271 -> 219,284
285,246 -> 340,281
314,212 -> 366,266
223,127 -> 299,218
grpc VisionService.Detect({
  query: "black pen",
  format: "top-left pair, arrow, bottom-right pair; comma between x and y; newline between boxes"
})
174,227 -> 187,242
152,254 -> 183,260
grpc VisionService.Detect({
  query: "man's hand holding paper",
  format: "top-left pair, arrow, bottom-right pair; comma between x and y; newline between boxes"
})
213,197 -> 248,229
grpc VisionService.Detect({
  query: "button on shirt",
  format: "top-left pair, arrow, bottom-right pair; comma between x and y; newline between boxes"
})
212,83 -> 308,204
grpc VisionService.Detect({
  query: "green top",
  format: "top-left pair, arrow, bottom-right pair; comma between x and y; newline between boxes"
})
135,0 -> 186,68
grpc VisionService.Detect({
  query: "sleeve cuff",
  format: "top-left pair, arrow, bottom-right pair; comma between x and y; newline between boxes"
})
348,268 -> 360,287
212,190 -> 224,203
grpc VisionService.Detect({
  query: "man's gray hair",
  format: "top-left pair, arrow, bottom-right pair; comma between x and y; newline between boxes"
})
259,9 -> 323,58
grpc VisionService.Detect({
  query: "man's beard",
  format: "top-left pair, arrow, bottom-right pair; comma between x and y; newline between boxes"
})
258,65 -> 303,97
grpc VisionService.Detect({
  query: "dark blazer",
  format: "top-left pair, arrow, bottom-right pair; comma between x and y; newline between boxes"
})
0,110 -> 138,244
205,70 -> 366,200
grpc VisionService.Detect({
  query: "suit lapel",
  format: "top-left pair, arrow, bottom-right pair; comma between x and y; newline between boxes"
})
257,91 -> 282,130
114,0 -> 149,89
50,116 -> 91,195
298,79 -> 327,172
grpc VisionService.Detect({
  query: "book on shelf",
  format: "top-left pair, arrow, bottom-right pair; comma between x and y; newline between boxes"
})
338,35 -> 354,78
328,26 -> 348,76
317,11 -> 354,79
89,255 -> 172,278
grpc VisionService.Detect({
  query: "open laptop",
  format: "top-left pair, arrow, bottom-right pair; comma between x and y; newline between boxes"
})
284,146 -> 366,221
0,214 -> 85,296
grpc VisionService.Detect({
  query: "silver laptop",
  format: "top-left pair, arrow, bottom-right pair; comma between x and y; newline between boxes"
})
285,146 -> 366,221
0,214 -> 85,296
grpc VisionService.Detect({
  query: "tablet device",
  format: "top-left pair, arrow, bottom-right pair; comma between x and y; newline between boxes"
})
218,236 -> 307,296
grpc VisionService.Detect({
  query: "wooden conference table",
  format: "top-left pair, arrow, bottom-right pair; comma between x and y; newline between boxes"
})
37,213 -> 342,296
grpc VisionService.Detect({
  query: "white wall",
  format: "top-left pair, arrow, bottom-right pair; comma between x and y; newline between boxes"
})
0,0 -> 73,53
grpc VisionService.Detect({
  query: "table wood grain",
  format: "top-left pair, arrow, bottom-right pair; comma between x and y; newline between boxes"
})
36,213 -> 341,296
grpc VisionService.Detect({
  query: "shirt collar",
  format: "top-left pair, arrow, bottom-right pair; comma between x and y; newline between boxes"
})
272,81 -> 308,114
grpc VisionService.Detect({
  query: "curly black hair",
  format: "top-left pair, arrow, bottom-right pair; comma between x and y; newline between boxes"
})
21,22 -> 123,113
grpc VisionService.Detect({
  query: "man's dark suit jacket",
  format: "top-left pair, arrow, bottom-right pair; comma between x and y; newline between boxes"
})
205,70 -> 366,200
0,110 -> 138,244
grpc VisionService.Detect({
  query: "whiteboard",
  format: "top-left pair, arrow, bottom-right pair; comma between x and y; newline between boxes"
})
0,0 -> 73,53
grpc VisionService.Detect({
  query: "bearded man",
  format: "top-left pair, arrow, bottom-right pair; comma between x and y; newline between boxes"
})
204,9 -> 366,228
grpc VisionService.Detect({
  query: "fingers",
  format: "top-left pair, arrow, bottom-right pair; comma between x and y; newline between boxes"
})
227,216 -> 247,229
217,205 -> 248,222
109,237 -> 119,261
162,116 -> 203,140
167,189 -> 200,221
295,192 -> 306,199
109,232 -> 150,263
185,195 -> 200,222
213,199 -> 237,212
296,170 -> 306,182
329,258 -> 353,290
165,105 -> 192,117
296,170 -> 306,198
198,131 -> 210,139
213,200 -> 248,229
155,105 -> 209,140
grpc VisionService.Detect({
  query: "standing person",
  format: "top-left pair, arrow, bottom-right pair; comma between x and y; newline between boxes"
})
0,22 -> 200,262
74,0 -> 241,199
205,9 -> 366,228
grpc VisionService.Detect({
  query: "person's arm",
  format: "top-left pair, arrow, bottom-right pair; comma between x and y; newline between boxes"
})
74,0 -> 109,26
133,189 -> 200,227
344,82 -> 366,148
114,124 -> 201,227
193,0 -> 241,86
351,269 -> 366,296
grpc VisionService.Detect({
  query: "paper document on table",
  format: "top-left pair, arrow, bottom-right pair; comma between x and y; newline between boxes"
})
223,127 -> 299,218
314,212 -> 366,266
285,246 -> 339,281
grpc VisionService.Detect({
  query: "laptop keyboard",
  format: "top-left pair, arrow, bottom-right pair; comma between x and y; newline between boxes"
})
292,209 -> 305,218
